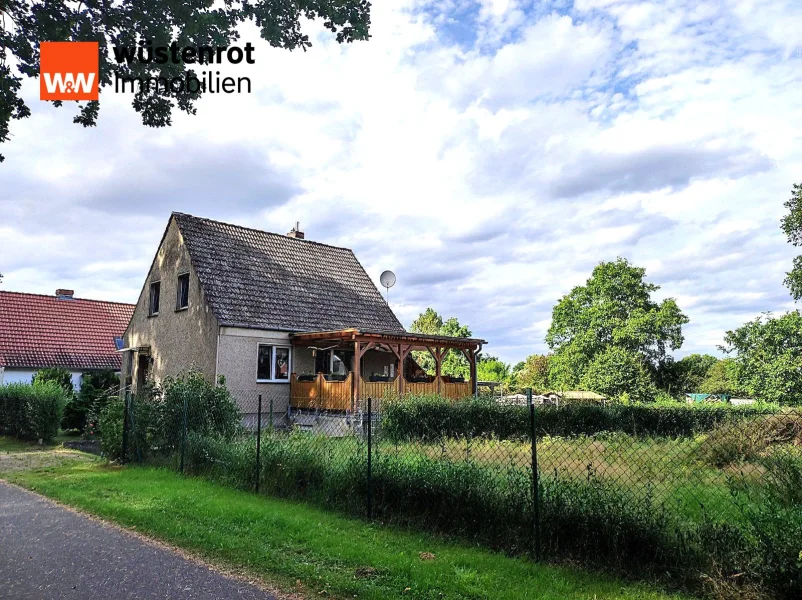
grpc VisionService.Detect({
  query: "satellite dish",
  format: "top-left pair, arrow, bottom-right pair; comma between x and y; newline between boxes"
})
380,270 -> 396,306
380,270 -> 396,290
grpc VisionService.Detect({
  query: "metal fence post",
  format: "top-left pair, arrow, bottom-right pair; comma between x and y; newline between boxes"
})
367,396 -> 373,519
528,388 -> 542,561
255,394 -> 262,493
121,390 -> 130,464
269,396 -> 273,431
179,390 -> 188,474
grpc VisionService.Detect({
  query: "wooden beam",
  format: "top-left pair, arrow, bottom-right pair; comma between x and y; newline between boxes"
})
353,340 -> 361,413
470,348 -> 479,398
397,343 -> 404,396
358,341 -> 375,359
433,347 -> 443,395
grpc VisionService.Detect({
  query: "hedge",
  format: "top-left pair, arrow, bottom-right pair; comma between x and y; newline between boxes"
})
382,395 -> 782,441
0,382 -> 68,442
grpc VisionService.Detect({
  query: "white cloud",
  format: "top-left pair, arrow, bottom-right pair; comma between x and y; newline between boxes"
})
1,1 -> 801,363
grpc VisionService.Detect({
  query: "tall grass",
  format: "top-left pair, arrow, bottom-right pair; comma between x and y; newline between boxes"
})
177,428 -> 802,598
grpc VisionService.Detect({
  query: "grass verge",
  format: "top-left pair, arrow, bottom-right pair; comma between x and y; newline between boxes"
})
2,461 -> 691,600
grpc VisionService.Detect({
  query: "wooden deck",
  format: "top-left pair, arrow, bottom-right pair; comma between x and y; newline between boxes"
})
290,373 -> 473,411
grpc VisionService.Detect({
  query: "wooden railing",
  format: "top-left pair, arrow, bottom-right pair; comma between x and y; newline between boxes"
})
362,377 -> 398,401
290,373 -> 352,411
442,381 -> 471,400
290,373 -> 474,411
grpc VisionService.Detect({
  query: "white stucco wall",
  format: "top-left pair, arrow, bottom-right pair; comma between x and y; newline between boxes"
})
0,368 -> 84,391
216,327 -> 292,416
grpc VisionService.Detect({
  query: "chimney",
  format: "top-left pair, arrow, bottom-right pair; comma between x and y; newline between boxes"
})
287,221 -> 304,239
55,289 -> 75,299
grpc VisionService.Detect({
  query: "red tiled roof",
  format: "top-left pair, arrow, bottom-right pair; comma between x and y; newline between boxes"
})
0,291 -> 134,371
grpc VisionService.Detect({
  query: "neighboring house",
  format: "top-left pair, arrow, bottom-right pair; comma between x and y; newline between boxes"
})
121,213 -> 486,417
0,289 -> 134,391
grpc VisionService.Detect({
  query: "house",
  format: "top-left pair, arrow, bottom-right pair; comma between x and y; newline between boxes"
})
121,213 -> 486,417
0,289 -> 134,390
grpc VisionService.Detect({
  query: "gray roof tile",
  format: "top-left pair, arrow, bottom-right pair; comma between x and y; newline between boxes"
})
173,213 -> 404,333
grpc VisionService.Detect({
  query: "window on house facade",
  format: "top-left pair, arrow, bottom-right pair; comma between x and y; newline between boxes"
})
149,281 -> 160,316
257,344 -> 291,382
176,273 -> 189,310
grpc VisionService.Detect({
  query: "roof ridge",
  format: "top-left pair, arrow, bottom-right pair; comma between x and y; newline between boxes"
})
0,290 -> 135,307
171,212 -> 355,253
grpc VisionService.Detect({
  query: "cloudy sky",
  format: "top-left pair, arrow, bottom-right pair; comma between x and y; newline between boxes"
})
1,0 -> 801,364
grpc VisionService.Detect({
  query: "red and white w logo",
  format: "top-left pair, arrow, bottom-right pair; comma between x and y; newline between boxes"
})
40,42 -> 99,101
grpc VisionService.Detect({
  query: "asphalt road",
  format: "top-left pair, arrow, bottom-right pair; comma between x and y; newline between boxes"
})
0,481 -> 279,599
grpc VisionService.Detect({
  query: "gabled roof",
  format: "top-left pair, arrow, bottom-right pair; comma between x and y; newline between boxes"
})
0,291 -> 134,371
172,213 -> 405,333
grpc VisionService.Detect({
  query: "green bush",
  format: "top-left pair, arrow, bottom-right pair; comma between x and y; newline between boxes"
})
99,372 -> 241,461
0,383 -> 35,436
698,413 -> 802,467
29,381 -> 68,441
154,372 -> 241,452
383,396 -> 782,442
0,381 -> 68,442
32,367 -> 74,394
63,370 -> 119,433
98,398 -> 125,460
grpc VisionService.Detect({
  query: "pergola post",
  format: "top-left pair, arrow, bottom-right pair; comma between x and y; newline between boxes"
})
428,346 -> 443,395
397,343 -> 404,396
470,348 -> 479,397
353,340 -> 361,413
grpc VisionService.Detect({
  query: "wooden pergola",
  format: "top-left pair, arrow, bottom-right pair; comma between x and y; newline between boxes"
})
290,328 -> 486,411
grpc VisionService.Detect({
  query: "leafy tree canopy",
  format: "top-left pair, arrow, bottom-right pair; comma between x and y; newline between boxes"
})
546,257 -> 688,398
514,353 -> 550,392
579,346 -> 656,403
781,183 -> 802,300
32,367 -> 74,395
699,358 -> 741,396
409,308 -> 472,377
476,355 -> 510,383
722,311 -> 802,404
0,0 -> 372,162
659,353 -> 719,395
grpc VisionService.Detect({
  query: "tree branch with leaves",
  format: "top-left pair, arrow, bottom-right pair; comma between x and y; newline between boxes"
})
0,0 -> 372,162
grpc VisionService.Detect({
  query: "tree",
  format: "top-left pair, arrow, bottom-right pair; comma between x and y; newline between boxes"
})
409,308 -> 472,377
514,354 -> 551,392
63,369 -> 120,432
781,183 -> 802,300
722,311 -> 802,404
546,258 -> 688,399
580,346 -> 656,403
476,356 -> 510,383
661,353 -> 719,395
32,367 -> 74,395
699,358 -> 741,396
0,0 -> 372,162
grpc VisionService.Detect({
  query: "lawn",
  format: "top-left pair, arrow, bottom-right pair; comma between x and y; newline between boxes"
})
1,454 -> 691,600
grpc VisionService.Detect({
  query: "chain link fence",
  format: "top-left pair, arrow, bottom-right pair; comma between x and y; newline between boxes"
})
118,388 -> 802,599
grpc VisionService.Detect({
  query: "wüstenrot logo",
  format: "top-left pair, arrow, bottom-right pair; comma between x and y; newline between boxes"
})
40,42 -> 99,101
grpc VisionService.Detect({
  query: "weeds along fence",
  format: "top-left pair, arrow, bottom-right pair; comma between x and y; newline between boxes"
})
117,389 -> 802,600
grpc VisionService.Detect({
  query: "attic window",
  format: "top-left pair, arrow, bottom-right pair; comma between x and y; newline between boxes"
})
176,273 -> 189,310
149,281 -> 160,316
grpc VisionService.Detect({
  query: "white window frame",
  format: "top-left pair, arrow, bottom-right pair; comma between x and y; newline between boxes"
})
256,344 -> 292,383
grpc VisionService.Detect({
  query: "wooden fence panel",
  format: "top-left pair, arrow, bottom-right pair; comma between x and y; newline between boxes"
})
319,373 -> 352,411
